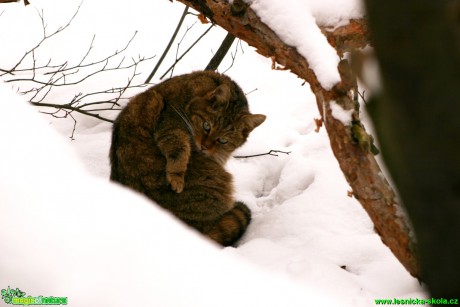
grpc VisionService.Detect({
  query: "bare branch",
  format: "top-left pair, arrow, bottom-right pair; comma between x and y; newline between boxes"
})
160,23 -> 214,80
1,1 -> 83,76
31,101 -> 116,124
145,5 -> 189,83
234,150 -> 291,159
222,38 -> 243,74
0,3 -> 155,138
244,87 -> 258,96
205,32 -> 236,71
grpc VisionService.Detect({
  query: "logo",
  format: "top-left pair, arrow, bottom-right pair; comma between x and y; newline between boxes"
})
1,287 -> 67,306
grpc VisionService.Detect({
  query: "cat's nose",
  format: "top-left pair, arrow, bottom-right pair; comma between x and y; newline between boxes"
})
201,144 -> 208,151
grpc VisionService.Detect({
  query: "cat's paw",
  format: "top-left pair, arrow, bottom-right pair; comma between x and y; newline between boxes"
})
167,172 -> 185,193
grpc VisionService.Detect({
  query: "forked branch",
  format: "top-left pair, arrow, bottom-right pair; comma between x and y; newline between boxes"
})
0,4 -> 155,137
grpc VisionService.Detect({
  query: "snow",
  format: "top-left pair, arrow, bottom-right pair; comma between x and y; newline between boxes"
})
0,84 -> 337,307
0,0 -> 427,306
330,100 -> 354,125
302,0 -> 365,27
248,0 -> 341,90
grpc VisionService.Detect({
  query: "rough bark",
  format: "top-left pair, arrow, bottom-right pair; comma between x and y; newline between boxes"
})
169,0 -> 419,278
365,0 -> 460,297
321,18 -> 372,57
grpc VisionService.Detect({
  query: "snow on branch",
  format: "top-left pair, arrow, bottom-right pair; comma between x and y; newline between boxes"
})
172,0 -> 420,278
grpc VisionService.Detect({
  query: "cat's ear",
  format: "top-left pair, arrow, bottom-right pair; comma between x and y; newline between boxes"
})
207,84 -> 231,106
242,114 -> 266,133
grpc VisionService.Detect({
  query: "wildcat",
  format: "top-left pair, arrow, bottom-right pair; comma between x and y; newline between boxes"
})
110,71 -> 266,246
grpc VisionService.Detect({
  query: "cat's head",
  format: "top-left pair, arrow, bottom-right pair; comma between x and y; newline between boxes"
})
185,84 -> 266,165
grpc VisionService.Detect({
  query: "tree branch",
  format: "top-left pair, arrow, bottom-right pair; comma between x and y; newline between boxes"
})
205,32 -> 236,71
145,5 -> 189,83
1,2 -> 83,76
234,150 -> 291,159
159,23 -> 214,79
321,19 -> 372,57
0,4 -> 154,137
171,0 -> 419,278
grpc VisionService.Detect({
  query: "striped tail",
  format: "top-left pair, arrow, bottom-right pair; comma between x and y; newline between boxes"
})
205,201 -> 251,247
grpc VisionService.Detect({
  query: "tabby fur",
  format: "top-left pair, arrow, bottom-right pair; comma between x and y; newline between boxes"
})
110,71 -> 265,246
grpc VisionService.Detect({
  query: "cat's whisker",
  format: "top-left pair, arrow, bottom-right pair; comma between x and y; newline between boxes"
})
180,108 -> 194,133
171,104 -> 195,136
213,152 -> 228,166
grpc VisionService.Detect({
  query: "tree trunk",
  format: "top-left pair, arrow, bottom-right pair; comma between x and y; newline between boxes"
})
169,0 -> 420,278
365,0 -> 460,297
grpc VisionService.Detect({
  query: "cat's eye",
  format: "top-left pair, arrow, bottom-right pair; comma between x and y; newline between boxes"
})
203,121 -> 211,132
217,137 -> 228,144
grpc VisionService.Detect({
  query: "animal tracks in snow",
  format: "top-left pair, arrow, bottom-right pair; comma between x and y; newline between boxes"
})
229,131 -> 333,215
256,154 -> 316,210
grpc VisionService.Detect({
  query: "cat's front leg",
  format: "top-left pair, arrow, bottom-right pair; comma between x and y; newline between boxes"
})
155,129 -> 191,193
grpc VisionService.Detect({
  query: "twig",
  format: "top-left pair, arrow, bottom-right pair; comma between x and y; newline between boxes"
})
39,106 -> 78,140
145,5 -> 189,83
233,150 -> 291,159
357,89 -> 368,104
245,88 -> 258,96
0,4 -> 155,138
160,23 -> 214,80
31,101 -> 116,123
223,38 -> 243,73
1,1 -> 83,76
169,20 -> 198,78
28,64 -> 149,124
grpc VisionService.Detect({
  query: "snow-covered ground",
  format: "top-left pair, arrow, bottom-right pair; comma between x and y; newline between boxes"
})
0,0 -> 427,306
